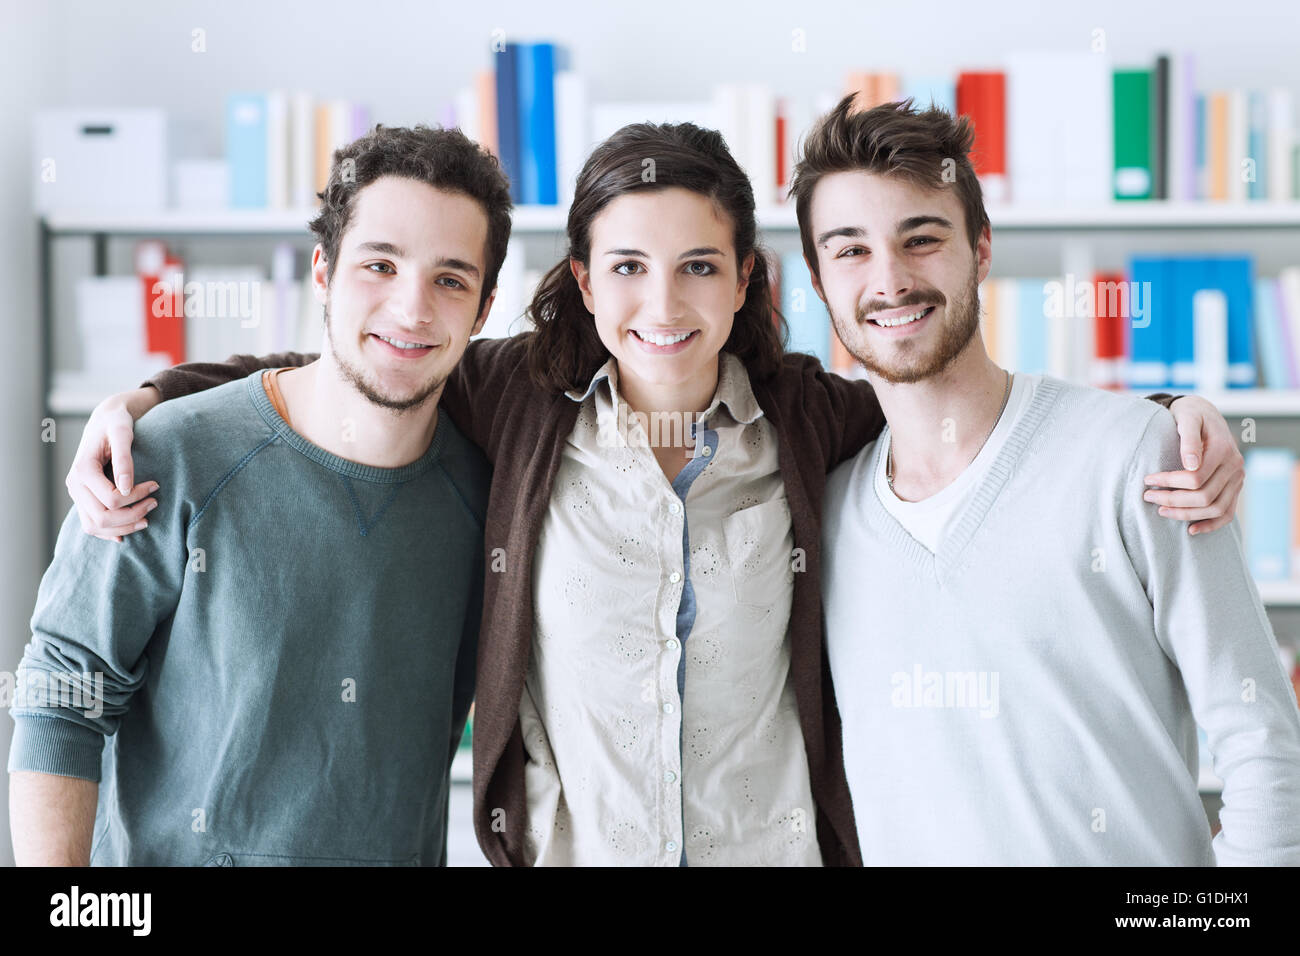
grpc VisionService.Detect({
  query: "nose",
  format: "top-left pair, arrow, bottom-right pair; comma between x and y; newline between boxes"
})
390,273 -> 436,326
646,270 -> 687,324
870,247 -> 914,303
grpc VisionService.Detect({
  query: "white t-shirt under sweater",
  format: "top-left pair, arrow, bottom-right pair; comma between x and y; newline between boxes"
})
874,372 -> 1040,554
823,375 -> 1300,865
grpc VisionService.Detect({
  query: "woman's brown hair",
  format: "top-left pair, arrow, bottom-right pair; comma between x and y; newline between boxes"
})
526,122 -> 787,393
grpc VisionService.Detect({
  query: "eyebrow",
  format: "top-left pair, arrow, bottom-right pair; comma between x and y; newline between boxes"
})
354,240 -> 481,278
602,247 -> 728,260
815,216 -> 955,247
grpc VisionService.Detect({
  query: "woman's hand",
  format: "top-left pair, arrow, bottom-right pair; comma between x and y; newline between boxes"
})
67,387 -> 163,542
1143,395 -> 1246,535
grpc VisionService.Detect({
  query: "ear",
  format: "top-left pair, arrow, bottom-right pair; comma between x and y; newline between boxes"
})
310,245 -> 330,304
733,251 -> 756,312
570,257 -> 596,314
975,222 -> 993,285
805,252 -> 829,305
471,287 -> 496,337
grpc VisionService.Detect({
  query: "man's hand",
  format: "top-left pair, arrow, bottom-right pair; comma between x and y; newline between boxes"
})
67,387 -> 163,542
1143,395 -> 1246,535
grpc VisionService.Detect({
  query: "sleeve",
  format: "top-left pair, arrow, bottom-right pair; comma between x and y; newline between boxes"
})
437,335 -> 534,457
7,431 -> 190,782
782,356 -> 886,472
448,550 -> 482,768
143,351 -> 318,401
1119,407 -> 1300,865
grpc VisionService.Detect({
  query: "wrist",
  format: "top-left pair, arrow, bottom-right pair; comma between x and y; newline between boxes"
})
122,385 -> 162,420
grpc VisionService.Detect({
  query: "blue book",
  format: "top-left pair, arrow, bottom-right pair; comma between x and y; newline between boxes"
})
227,93 -> 267,209
1169,257 -> 1206,390
1017,280 -> 1048,375
902,76 -> 956,115
1244,447 -> 1294,582
494,44 -> 522,203
1216,256 -> 1257,386
1253,277 -> 1291,389
1127,257 -> 1171,387
516,42 -> 558,205
779,252 -> 831,367
1248,91 -> 1269,201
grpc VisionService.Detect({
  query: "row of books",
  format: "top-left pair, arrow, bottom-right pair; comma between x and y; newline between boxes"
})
843,55 -> 1298,205
446,49 -> 1298,211
778,252 -> 1300,392
226,94 -> 371,209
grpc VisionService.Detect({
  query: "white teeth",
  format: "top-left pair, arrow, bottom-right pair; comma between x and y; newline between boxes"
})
874,308 -> 930,328
377,335 -> 428,350
634,329 -> 693,346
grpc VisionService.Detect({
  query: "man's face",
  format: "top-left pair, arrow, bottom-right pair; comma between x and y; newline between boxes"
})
311,175 -> 493,412
807,170 -> 991,385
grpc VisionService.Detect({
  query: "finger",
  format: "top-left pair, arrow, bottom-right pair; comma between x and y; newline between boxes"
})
68,480 -> 157,535
1171,406 -> 1206,471
1155,504 -> 1221,521
1143,469 -> 1229,509
106,424 -> 138,496
1142,469 -> 1206,491
73,456 -> 132,511
1188,515 -> 1231,535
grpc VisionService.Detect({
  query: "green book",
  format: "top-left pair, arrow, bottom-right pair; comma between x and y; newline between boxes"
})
1114,69 -> 1153,200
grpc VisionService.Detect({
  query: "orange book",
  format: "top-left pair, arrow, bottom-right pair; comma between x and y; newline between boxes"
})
875,72 -> 900,106
475,70 -> 498,158
845,71 -> 875,113
1208,92 -> 1228,201
314,103 -> 333,194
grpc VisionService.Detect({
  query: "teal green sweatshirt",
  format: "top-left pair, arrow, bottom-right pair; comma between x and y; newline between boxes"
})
8,370 -> 487,866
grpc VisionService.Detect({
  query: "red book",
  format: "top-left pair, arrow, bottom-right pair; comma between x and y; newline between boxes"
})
1093,271 -> 1127,390
956,71 -> 1006,201
775,106 -> 788,199
136,241 -> 186,367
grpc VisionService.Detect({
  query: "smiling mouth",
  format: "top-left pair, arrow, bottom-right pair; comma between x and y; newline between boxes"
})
630,329 -> 700,346
868,305 -> 936,328
370,333 -> 435,352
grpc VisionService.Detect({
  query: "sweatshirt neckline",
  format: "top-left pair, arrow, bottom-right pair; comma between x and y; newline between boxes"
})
861,376 -> 1064,578
246,370 -> 449,483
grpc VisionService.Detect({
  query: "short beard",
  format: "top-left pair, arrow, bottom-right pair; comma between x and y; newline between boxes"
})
324,303 -> 446,413
832,261 -> 982,386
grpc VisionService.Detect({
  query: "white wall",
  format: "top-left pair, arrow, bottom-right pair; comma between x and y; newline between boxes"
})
1,0 -> 1295,866
0,1 -> 55,867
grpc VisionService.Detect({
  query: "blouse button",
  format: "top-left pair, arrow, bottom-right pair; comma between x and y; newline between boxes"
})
669,571 -> 682,584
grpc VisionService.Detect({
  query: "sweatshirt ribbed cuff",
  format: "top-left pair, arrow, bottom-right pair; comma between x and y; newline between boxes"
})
7,714 -> 105,782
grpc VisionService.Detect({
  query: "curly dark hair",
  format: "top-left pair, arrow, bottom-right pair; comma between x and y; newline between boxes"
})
308,123 -> 513,313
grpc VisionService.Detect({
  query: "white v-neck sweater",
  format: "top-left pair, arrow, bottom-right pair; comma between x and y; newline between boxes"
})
823,376 -> 1300,865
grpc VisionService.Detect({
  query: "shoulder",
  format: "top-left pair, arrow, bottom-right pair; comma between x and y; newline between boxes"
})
754,351 -> 876,417
132,371 -> 278,499
430,413 -> 491,523
1039,377 -> 1177,473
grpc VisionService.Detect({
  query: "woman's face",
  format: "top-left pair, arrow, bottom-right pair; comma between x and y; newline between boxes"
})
571,186 -> 753,408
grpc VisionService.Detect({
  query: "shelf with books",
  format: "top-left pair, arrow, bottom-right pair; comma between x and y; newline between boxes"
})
41,200 -> 1300,237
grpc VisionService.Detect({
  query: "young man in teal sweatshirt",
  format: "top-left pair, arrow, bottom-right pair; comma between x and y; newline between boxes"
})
8,125 -> 509,866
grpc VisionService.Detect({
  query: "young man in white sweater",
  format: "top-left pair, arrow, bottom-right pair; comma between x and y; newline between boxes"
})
793,95 -> 1300,865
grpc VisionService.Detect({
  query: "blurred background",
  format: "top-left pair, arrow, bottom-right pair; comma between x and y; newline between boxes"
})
3,0 -> 1300,866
